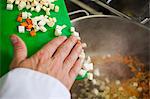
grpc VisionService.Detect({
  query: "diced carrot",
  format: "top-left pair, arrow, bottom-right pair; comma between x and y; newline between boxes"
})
20,22 -> 28,27
26,18 -> 32,24
26,24 -> 33,29
17,16 -> 22,22
136,72 -> 143,78
30,30 -> 36,36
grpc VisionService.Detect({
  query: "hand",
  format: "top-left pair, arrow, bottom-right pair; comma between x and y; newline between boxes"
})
10,34 -> 84,90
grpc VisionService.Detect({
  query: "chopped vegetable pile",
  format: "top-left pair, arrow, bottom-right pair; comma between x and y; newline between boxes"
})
6,0 -> 94,80
71,55 -> 149,99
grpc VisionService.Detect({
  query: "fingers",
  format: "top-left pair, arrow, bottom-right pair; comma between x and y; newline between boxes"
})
63,41 -> 82,72
53,36 -> 78,62
37,36 -> 67,58
69,56 -> 85,80
10,34 -> 27,66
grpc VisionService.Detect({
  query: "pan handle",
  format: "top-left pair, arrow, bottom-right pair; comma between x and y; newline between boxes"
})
69,10 -> 90,19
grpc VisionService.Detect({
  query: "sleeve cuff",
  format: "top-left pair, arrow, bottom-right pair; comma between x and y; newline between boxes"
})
0,68 -> 71,99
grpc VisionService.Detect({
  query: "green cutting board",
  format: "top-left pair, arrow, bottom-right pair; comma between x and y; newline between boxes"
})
0,0 -> 72,77
0,0 -> 87,80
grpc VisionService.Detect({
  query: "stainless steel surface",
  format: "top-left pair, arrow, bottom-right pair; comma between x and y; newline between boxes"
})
70,0 -> 103,15
68,0 -> 149,27
69,10 -> 90,16
71,15 -> 149,82
92,0 -> 132,20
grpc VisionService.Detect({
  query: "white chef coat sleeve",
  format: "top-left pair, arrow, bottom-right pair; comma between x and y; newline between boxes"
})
0,68 -> 71,99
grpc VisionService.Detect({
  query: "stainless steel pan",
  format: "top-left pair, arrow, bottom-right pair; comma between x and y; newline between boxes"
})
71,15 -> 150,98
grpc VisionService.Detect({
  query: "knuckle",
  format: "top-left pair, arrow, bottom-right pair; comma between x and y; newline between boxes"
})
65,58 -> 72,65
60,44 -> 68,51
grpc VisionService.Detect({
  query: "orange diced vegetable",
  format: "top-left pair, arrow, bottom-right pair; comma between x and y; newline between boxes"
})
26,24 -> 33,29
17,16 -> 22,22
20,22 -> 28,27
30,30 -> 36,36
26,18 -> 32,24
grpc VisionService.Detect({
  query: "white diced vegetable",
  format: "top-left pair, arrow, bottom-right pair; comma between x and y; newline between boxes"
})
54,25 -> 66,36
47,21 -> 55,27
44,15 -> 49,19
30,7 -> 35,11
26,4 -> 31,10
46,8 -> 50,15
27,12 -> 32,18
49,4 -> 55,10
18,1 -> 26,10
38,20 -> 46,26
70,27 -> 75,32
72,32 -> 79,37
137,87 -> 142,92
46,11 -> 50,15
29,0 -> 33,2
6,4 -> 13,10
76,36 -> 81,40
22,12 -> 28,19
82,43 -> 87,48
35,5 -> 41,12
39,15 -> 44,19
18,26 -> 25,33
7,0 -> 15,4
42,6 -> 47,11
40,26 -> 47,32
92,79 -> 97,85
92,88 -> 99,95
35,25 -> 40,32
107,54 -> 111,58
15,0 -> 20,5
54,5 -> 59,12
83,63 -> 93,71
62,25 -> 67,29
133,82 -> 138,87
44,18 -> 49,23
105,77 -> 110,84
87,56 -> 91,63
43,2 -> 48,7
115,80 -> 121,85
49,3 -> 55,10
55,29 -> 62,36
79,69 -> 87,77
79,50 -> 85,59
87,73 -> 93,80
118,87 -> 124,91
52,17 -> 57,23
33,0 -> 38,6
94,68 -> 100,76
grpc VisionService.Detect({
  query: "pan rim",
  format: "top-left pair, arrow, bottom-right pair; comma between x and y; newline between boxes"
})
71,15 -> 150,31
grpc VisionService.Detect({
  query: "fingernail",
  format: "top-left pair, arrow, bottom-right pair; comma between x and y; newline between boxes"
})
10,36 -> 18,44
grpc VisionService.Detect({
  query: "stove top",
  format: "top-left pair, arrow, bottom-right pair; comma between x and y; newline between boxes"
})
65,0 -> 150,27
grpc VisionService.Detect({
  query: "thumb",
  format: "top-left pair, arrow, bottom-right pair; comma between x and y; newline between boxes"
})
10,34 -> 27,64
